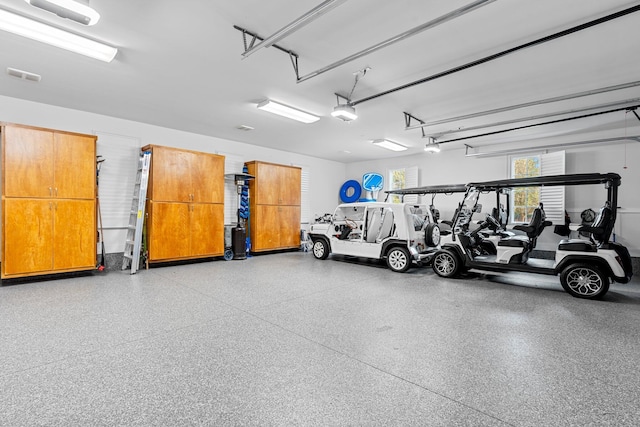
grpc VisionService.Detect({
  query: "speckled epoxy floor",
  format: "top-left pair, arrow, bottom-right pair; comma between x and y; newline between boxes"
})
1,252 -> 639,426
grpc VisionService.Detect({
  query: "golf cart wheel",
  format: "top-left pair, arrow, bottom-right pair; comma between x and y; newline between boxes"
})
425,223 -> 441,247
432,249 -> 461,278
560,263 -> 609,299
312,239 -> 330,260
386,247 -> 412,273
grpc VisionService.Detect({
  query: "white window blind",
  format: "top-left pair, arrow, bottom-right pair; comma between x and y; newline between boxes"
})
301,166 -> 310,224
540,150 -> 566,223
224,155 -> 245,225
95,132 -> 141,228
403,166 -> 419,203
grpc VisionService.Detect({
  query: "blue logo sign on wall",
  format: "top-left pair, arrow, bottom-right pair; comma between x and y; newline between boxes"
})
339,172 -> 384,203
361,172 -> 384,202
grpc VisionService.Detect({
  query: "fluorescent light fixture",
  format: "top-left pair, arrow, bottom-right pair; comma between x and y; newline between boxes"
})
0,9 -> 117,62
256,99 -> 320,123
372,139 -> 407,152
424,137 -> 441,153
25,0 -> 100,26
0,9 -> 118,62
331,104 -> 357,121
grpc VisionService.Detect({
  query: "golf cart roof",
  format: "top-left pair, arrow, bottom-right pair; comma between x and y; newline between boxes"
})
468,173 -> 621,190
384,184 -> 468,196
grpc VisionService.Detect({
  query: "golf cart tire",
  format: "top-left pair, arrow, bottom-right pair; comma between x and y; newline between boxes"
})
432,249 -> 462,278
425,223 -> 441,247
312,239 -> 330,260
560,263 -> 610,299
386,246 -> 412,273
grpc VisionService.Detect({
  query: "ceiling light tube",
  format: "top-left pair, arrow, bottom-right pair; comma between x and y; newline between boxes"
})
24,0 -> 100,26
372,139 -> 407,152
257,99 -> 320,123
0,9 -> 117,62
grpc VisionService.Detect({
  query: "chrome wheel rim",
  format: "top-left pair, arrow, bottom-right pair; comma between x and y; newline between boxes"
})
388,250 -> 408,270
313,241 -> 325,258
434,252 -> 455,275
566,267 -> 603,296
432,226 -> 441,246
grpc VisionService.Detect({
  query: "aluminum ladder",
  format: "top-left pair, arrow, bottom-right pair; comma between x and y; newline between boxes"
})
122,150 -> 151,274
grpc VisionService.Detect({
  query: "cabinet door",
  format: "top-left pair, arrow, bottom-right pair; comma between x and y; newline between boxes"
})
53,200 -> 96,270
149,147 -> 192,202
279,205 -> 301,249
252,162 -> 281,205
252,205 -> 281,251
3,126 -> 54,198
190,203 -> 224,256
3,199 -> 53,275
279,166 -> 301,205
54,133 -> 96,199
148,202 -> 190,260
192,153 -> 224,203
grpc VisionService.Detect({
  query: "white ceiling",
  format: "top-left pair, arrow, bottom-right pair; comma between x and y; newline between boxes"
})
1,0 -> 639,162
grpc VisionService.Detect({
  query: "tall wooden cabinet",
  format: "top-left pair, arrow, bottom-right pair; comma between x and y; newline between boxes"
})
1,123 -> 96,279
143,145 -> 225,262
245,161 -> 301,252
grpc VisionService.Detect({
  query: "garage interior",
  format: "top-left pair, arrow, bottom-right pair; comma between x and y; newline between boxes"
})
1,0 -> 640,425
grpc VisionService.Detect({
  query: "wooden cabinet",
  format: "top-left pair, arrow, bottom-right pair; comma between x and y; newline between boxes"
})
1,123 -> 96,279
245,161 -> 301,252
143,145 -> 225,262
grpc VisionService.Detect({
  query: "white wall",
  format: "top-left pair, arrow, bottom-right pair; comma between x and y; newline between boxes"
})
0,95 -> 346,255
2,95 -> 638,257
346,144 -> 640,256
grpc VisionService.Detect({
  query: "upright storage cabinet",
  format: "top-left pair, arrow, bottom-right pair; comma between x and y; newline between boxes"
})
143,145 -> 225,262
1,123 -> 96,279
245,161 -> 301,252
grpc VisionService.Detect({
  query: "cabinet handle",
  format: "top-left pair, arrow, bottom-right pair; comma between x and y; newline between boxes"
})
49,187 -> 52,196
55,188 -> 58,197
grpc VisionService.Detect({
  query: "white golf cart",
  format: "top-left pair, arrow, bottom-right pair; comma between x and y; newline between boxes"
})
431,173 -> 633,299
308,202 -> 440,272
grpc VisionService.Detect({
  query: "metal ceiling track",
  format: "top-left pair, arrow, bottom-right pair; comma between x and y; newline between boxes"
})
241,0 -> 348,59
437,104 -> 640,144
351,3 -> 640,106
405,80 -> 640,131
423,98 -> 640,139
464,136 -> 640,158
235,0 -> 495,82
234,25 -> 301,78
296,0 -> 496,83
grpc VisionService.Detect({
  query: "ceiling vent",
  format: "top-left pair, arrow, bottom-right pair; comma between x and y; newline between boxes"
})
6,67 -> 41,82
236,125 -> 254,131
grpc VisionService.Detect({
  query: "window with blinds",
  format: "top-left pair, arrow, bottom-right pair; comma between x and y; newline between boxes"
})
387,166 -> 419,203
509,151 -> 565,224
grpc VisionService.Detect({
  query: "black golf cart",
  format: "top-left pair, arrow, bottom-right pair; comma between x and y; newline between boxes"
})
430,173 -> 633,299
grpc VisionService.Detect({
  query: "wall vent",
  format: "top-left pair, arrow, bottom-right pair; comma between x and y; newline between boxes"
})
6,67 -> 42,82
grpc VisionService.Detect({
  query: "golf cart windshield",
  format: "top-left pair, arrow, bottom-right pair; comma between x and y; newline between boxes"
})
454,188 -> 481,232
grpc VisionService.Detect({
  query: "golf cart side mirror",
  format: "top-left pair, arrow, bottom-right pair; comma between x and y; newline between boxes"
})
474,204 -> 482,213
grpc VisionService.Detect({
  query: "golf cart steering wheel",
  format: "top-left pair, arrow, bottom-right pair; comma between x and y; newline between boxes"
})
485,214 -> 501,231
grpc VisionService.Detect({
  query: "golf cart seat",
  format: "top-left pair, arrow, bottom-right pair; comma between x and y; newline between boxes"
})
577,203 -> 614,247
498,204 -> 551,250
366,209 -> 383,242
